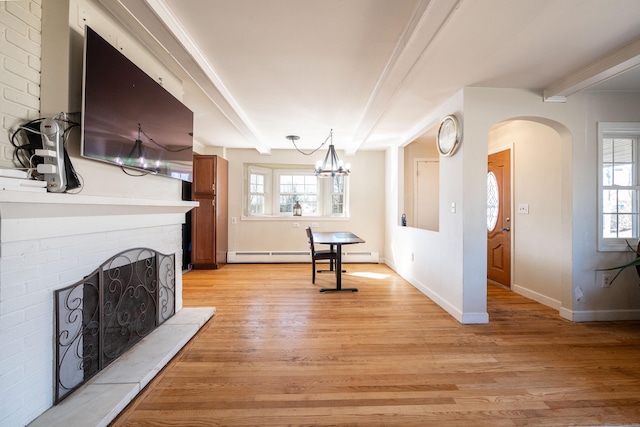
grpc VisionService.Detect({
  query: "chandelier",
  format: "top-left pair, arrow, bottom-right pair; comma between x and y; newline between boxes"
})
287,129 -> 351,177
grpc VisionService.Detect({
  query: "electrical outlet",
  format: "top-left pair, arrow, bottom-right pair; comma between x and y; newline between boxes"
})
292,222 -> 300,228
231,217 -> 237,224
311,223 -> 319,228
601,272 -> 613,288
411,253 -> 414,262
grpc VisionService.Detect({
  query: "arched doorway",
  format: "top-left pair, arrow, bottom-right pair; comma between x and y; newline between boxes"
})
487,119 -> 566,309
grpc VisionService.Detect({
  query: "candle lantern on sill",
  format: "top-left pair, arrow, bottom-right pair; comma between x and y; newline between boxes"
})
293,201 -> 302,216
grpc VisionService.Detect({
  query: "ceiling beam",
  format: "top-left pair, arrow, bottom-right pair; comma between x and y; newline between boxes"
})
543,37 -> 640,102
345,0 -> 462,155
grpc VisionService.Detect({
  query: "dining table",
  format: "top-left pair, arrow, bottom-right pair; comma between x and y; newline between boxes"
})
312,231 -> 365,293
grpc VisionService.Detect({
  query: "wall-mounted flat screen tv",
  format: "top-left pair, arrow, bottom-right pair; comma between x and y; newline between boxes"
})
81,26 -> 193,182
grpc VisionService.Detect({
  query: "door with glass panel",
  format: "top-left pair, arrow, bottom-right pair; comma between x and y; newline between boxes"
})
487,149 -> 511,287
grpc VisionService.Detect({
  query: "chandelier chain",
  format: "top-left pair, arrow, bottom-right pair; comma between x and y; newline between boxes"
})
289,129 -> 333,156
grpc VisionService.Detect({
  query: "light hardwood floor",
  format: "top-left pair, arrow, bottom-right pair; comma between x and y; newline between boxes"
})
112,263 -> 640,426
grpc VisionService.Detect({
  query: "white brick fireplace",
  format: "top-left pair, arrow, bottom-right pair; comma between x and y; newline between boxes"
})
0,191 -> 197,426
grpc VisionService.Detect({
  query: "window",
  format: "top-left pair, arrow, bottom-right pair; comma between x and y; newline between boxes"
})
331,175 -> 346,215
249,173 -> 266,214
248,166 -> 271,215
487,171 -> 499,231
598,123 -> 640,251
278,173 -> 318,214
245,165 -> 348,218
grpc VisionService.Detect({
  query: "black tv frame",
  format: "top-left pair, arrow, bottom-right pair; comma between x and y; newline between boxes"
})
81,26 -> 194,182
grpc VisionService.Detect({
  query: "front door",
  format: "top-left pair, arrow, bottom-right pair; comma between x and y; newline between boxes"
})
487,149 -> 511,287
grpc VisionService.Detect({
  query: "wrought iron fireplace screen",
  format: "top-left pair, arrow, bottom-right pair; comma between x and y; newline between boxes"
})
54,248 -> 175,404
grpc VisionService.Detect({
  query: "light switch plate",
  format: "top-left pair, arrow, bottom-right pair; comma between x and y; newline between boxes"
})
518,203 -> 529,214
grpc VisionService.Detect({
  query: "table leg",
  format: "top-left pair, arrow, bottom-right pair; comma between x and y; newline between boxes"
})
319,244 -> 358,293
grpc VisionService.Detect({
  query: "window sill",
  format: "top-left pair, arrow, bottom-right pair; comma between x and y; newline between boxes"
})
241,215 -> 349,221
598,237 -> 638,252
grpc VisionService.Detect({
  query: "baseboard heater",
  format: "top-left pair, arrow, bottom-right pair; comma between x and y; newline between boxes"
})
228,251 -> 379,263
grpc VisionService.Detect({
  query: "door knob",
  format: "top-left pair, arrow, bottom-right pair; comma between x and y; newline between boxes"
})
501,227 -> 510,231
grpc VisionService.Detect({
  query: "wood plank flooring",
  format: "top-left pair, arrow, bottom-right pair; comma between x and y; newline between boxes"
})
111,263 -> 640,426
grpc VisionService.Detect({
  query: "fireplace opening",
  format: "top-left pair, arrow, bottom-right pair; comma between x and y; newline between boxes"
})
54,248 -> 175,404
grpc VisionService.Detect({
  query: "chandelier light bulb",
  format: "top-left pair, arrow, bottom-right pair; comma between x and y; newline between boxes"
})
288,129 -> 351,177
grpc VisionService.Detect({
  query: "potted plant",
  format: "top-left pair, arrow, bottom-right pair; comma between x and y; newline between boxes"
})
597,239 -> 640,284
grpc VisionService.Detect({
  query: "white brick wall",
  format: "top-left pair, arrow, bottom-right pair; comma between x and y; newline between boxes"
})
0,0 -> 42,168
0,220 -> 183,427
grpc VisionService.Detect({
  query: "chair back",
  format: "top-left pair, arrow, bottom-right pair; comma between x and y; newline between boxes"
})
636,240 -> 640,279
305,227 -> 315,252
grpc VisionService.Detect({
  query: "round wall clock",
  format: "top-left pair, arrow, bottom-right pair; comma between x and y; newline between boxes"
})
436,114 -> 462,157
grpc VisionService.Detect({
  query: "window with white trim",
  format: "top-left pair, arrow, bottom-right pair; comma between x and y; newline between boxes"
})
598,122 -> 640,251
248,166 -> 272,215
331,175 -> 346,215
245,165 -> 348,217
278,172 -> 318,214
249,173 -> 266,214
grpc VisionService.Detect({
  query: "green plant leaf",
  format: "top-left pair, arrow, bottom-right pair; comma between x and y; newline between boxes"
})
595,239 -> 640,284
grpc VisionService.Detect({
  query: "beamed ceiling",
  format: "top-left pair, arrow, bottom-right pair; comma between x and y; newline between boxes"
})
100,0 -> 640,154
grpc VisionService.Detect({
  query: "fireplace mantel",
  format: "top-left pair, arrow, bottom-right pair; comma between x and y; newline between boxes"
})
0,191 -> 198,242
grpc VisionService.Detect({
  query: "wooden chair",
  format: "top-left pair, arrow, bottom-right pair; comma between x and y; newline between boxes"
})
306,227 -> 337,284
636,240 -> 640,279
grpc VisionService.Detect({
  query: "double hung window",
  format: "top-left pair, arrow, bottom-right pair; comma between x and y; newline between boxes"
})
246,165 -> 348,218
248,166 -> 271,215
598,123 -> 640,250
278,173 -> 318,215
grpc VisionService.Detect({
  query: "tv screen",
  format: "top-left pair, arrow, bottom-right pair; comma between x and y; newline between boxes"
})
81,26 -> 193,182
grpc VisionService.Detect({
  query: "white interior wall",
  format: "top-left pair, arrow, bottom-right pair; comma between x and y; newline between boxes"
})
386,90 -> 479,323
387,87 -> 640,324
573,91 -> 640,319
226,148 -> 385,256
488,120 -> 563,308
387,88 -> 577,323
458,88 -> 578,321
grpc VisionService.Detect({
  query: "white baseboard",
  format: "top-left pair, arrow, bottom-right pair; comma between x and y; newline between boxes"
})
512,284 -> 561,310
227,251 -> 379,263
461,311 -> 490,324
560,307 -> 640,322
404,273 -> 488,325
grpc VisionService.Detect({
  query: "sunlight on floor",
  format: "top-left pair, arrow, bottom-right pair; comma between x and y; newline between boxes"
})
348,271 -> 390,280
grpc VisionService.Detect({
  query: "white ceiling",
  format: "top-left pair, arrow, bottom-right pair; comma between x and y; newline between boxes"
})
102,0 -> 640,154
